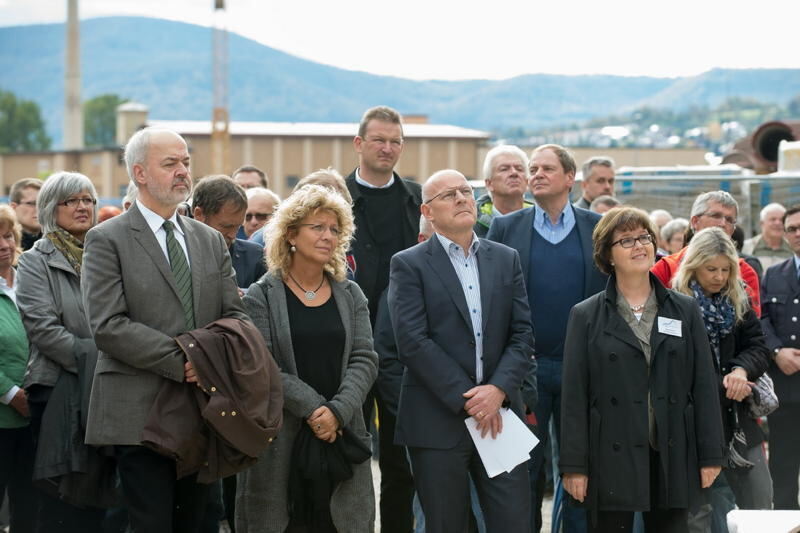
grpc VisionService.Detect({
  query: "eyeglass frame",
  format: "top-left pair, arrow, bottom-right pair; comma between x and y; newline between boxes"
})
700,210 -> 737,226
58,197 -> 97,209
611,233 -> 655,249
424,186 -> 474,204
245,212 -> 273,222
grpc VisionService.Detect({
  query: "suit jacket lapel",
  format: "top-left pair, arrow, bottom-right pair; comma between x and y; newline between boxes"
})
477,240 -> 493,331
128,204 -> 181,302
425,236 -> 472,332
180,216 -> 205,326
574,208 -> 595,295
517,207 -> 536,279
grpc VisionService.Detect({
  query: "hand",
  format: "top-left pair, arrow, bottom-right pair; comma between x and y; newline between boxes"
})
722,368 -> 752,402
775,348 -> 800,376
563,473 -> 588,502
463,384 -> 505,422
307,406 -> 339,443
184,361 -> 198,383
700,466 -> 721,489
9,389 -> 29,418
476,410 -> 504,439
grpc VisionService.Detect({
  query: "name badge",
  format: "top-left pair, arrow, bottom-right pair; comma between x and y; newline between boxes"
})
658,317 -> 682,337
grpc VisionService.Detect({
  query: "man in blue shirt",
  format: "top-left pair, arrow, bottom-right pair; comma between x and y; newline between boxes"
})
487,144 -> 607,533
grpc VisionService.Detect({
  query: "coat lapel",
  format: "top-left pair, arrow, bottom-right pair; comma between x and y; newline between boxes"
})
331,279 -> 355,382
128,204 -> 181,302
516,207 -> 536,279
782,258 -> 800,294
263,274 -> 298,375
477,239 -> 494,331
425,236 -> 472,332
574,208 -> 596,295
180,216 -> 205,327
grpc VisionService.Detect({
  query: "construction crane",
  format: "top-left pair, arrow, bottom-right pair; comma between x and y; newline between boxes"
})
211,0 -> 230,174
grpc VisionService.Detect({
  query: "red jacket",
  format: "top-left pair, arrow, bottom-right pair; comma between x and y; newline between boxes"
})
651,247 -> 761,317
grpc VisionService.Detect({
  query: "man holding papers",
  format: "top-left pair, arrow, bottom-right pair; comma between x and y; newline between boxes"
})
388,169 -> 535,533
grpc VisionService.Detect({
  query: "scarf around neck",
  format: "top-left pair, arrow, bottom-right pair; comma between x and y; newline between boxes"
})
690,280 -> 735,358
46,228 -> 84,276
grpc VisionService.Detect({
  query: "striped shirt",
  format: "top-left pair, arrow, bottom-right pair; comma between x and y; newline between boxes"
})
533,201 -> 576,244
435,232 -> 484,383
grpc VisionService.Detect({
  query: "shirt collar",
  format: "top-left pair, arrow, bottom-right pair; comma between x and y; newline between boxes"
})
435,232 -> 481,257
136,199 -> 184,236
355,168 -> 395,189
535,200 -> 574,227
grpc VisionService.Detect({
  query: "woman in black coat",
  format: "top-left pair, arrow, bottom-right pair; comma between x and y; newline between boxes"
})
560,207 -> 726,533
673,227 -> 773,514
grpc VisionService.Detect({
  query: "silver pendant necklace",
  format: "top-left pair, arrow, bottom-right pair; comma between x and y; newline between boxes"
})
288,272 -> 324,300
630,302 -> 646,313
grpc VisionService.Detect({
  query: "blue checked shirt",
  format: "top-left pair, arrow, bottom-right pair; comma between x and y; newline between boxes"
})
532,201 -> 576,244
435,232 -> 484,383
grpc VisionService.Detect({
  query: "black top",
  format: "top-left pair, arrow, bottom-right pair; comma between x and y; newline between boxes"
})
284,283 -> 344,400
21,230 -> 41,251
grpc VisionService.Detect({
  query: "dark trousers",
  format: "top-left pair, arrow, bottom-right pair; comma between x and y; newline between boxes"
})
28,387 -> 105,533
363,388 -> 415,533
589,449 -> 688,533
768,403 -> 800,509
530,357 -> 587,532
409,429 -> 531,533
0,425 -> 37,533
114,445 -> 210,533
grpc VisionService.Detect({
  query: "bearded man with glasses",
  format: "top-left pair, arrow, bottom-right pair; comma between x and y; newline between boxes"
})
652,190 -> 761,317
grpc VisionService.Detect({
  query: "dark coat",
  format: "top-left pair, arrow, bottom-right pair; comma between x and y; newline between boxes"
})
760,257 -> 800,405
716,309 -> 770,447
560,275 -> 725,513
141,318 -> 283,483
345,170 -> 422,311
230,238 -> 267,288
389,236 -> 534,449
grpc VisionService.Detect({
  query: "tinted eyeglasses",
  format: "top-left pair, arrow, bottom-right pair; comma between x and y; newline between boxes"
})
245,212 -> 273,223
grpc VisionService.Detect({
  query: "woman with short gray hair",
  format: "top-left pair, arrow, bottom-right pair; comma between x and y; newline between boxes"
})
16,171 -> 112,531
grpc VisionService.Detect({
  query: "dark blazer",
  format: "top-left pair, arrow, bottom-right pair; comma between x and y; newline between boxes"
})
485,204 -> 608,301
230,238 -> 266,288
560,275 -> 725,513
760,257 -> 800,404
388,236 -> 534,449
716,309 -> 770,447
345,170 -> 422,309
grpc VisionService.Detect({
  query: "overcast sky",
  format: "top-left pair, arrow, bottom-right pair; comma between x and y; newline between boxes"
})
0,0 -> 796,80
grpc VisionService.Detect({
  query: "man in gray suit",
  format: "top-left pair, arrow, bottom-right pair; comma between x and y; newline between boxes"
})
81,127 -> 247,533
389,169 -> 534,533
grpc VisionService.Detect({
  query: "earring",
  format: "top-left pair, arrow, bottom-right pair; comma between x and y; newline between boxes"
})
290,244 -> 296,253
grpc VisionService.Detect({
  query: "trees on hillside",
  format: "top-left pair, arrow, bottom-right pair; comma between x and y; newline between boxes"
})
0,89 -> 51,152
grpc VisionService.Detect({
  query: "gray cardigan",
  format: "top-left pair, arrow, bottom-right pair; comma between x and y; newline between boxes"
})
17,237 -> 96,388
236,272 -> 377,533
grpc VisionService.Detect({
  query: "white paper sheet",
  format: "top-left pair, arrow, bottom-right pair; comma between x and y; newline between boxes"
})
465,408 -> 539,478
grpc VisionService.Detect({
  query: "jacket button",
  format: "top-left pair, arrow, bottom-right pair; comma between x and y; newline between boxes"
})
211,386 -> 217,392
772,297 -> 777,303
221,411 -> 226,416
794,317 -> 798,322
612,442 -> 621,451
611,397 -> 618,406
189,343 -> 195,348
610,353 -> 617,362
268,437 -> 274,443
792,335 -> 797,341
231,411 -> 237,416
795,299 -> 799,304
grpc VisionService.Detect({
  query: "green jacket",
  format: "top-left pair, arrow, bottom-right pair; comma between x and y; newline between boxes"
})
474,193 -> 533,238
0,292 -> 29,428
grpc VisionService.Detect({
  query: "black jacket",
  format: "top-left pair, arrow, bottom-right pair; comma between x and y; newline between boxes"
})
761,257 -> 800,404
560,274 -> 725,513
716,309 -> 770,447
345,170 -> 421,316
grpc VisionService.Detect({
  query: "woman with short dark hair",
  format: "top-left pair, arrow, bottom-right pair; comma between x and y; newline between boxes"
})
561,206 -> 725,533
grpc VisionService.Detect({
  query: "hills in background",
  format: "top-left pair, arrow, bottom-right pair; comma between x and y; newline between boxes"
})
2,16 -> 800,146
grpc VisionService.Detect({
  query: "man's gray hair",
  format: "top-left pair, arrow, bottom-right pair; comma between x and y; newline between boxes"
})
38,171 -> 98,234
759,202 -> 786,222
581,156 -> 616,180
246,187 -> 281,205
690,191 -> 739,218
482,145 -> 529,181
589,195 -> 621,212
124,126 -> 184,181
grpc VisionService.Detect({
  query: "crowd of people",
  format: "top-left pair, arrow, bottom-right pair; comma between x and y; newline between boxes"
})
0,104 -> 798,533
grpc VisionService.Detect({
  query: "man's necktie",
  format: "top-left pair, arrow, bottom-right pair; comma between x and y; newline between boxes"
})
163,220 -> 195,329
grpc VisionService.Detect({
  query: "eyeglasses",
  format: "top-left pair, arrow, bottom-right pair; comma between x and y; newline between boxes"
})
245,212 -> 273,222
424,186 -> 474,204
298,223 -> 341,237
59,197 -> 96,208
785,225 -> 800,234
611,233 -> 655,248
701,211 -> 737,226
